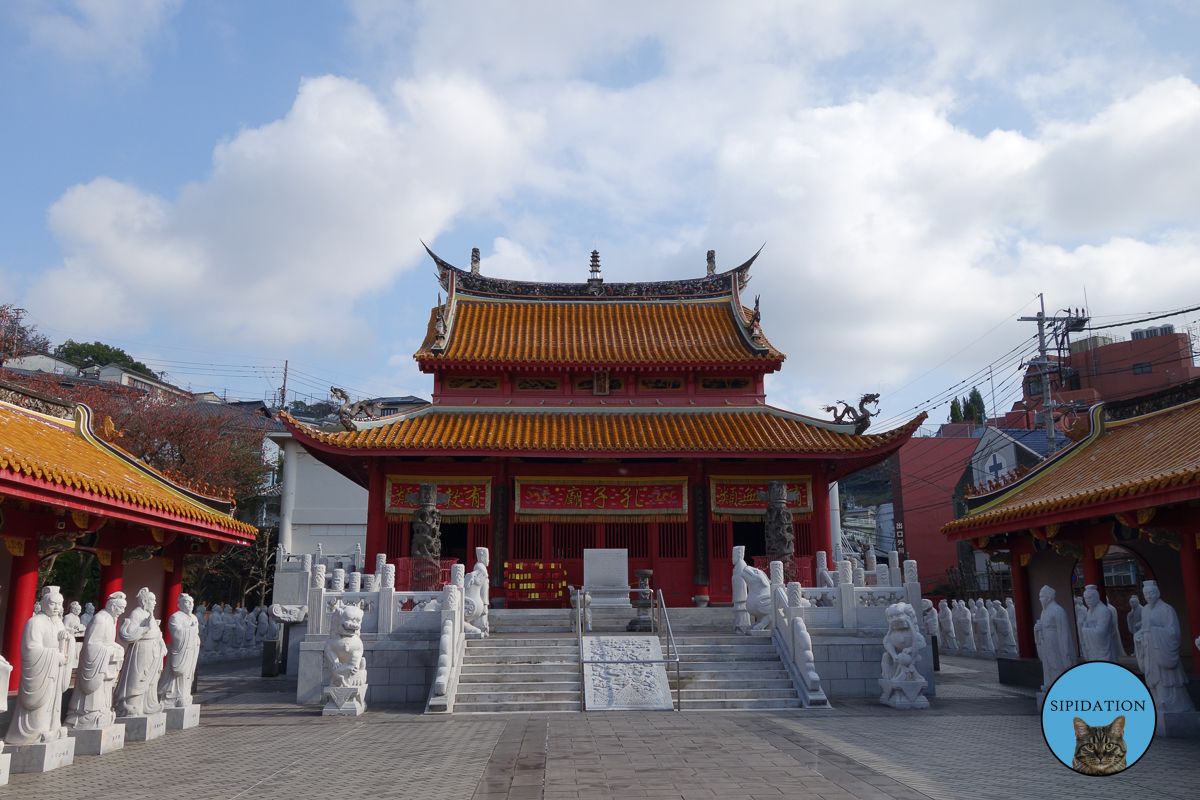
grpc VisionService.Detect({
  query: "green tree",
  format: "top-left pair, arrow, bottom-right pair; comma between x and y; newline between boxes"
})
949,398 -> 963,423
53,339 -> 157,378
967,387 -> 987,424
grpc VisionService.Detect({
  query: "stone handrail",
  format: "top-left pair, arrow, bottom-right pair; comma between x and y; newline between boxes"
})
771,582 -> 829,708
427,582 -> 466,713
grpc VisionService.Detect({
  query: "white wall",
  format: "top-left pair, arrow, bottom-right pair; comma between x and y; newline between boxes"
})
278,434 -> 368,556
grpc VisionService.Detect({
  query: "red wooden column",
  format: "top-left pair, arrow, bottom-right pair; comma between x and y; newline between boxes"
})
1009,544 -> 1037,659
1080,543 -> 1105,603
811,466 -> 832,558
98,548 -> 124,604
365,459 -> 387,568
4,540 -> 39,691
162,552 -> 184,643
1178,523 -> 1200,668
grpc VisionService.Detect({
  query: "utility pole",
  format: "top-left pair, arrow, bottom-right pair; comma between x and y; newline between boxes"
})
1019,294 -> 1089,457
280,360 -> 288,411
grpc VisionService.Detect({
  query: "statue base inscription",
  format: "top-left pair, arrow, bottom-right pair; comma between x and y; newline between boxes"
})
879,678 -> 930,710
582,636 -> 672,711
116,713 -> 167,742
165,705 -> 201,730
3,737 -> 76,773
68,724 -> 126,755
323,685 -> 366,716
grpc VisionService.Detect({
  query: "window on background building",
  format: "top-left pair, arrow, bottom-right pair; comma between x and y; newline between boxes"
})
1133,362 -> 1152,375
1026,378 -> 1043,397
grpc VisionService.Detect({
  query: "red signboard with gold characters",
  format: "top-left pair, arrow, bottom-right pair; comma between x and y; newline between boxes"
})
709,476 -> 813,515
514,477 -> 688,515
385,476 -> 492,515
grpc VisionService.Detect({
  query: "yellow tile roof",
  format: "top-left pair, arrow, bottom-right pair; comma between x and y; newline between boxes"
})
0,401 -> 256,537
943,399 -> 1200,535
415,300 -> 785,366
285,406 -> 923,455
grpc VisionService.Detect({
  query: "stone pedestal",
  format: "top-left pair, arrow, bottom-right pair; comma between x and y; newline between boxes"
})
879,678 -> 930,709
323,685 -> 366,716
4,737 -> 76,773
0,752 -> 9,785
627,569 -> 654,632
165,704 -> 201,730
116,712 -> 167,742
68,724 -> 126,755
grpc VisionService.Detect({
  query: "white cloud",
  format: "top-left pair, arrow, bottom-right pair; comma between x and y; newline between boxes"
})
12,0 -> 182,73
27,74 -> 538,349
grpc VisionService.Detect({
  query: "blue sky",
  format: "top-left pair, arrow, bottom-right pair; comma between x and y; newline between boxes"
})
3,1 -> 1200,423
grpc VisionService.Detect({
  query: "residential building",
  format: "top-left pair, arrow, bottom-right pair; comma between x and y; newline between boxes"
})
2,354 -> 81,376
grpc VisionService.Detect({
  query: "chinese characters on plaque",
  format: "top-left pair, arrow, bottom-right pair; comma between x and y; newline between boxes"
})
709,476 -> 813,515
385,477 -> 492,514
514,478 -> 688,515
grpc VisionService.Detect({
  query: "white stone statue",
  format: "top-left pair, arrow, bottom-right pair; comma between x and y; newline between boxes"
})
972,599 -> 995,657
937,600 -> 958,651
158,594 -> 201,709
953,600 -> 976,653
1127,595 -> 1143,636
242,608 -> 257,654
879,602 -> 929,709
203,604 -> 224,659
322,605 -> 368,716
463,547 -> 490,637
66,592 -> 127,729
1134,580 -> 1196,714
1005,597 -> 1019,643
63,601 -> 86,637
921,599 -> 938,638
1034,586 -> 1077,697
731,546 -> 772,634
79,602 -> 95,628
1074,595 -> 1088,650
989,599 -> 1018,657
255,608 -> 271,646
195,603 -> 208,641
5,586 -> 70,744
115,588 -> 167,717
229,608 -> 247,652
1079,585 -> 1124,663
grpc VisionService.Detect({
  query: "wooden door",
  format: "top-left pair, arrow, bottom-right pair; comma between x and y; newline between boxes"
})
709,522 -> 733,602
652,521 -> 691,607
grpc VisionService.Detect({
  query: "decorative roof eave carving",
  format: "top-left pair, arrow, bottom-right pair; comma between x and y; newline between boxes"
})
423,243 -> 760,302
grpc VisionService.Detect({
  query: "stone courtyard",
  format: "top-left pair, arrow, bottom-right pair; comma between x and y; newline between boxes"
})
2,654 -> 1193,800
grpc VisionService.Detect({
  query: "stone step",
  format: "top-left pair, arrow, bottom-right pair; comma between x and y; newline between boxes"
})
678,697 -> 803,710
672,660 -> 790,671
672,687 -> 799,700
669,677 -> 795,690
454,700 -> 581,713
464,653 -> 580,664
458,678 -> 582,692
676,671 -> 792,683
672,645 -> 777,656
456,689 -> 581,703
464,647 -> 578,659
469,638 -> 579,648
461,662 -> 580,675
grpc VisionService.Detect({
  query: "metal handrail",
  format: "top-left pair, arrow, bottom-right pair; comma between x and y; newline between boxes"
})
571,585 -> 682,711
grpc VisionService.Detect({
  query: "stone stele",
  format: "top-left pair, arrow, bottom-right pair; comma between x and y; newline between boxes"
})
583,549 -> 632,608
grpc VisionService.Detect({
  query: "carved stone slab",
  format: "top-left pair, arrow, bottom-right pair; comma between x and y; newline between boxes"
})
0,752 -> 9,785
583,549 -> 632,608
68,723 -> 125,755
4,737 -> 75,773
582,636 -> 672,711
165,705 -> 201,730
116,713 -> 166,742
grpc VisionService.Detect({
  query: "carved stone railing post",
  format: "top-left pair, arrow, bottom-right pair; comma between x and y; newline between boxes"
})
308,565 -> 327,637
837,560 -> 857,629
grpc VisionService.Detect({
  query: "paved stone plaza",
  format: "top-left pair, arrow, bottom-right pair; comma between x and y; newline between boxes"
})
2,655 -> 1194,800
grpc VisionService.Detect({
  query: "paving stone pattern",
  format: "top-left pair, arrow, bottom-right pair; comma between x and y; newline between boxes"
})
2,655 -> 1195,800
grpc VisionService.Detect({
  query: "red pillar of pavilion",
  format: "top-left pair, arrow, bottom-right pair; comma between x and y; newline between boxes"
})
4,542 -> 39,691
99,549 -> 124,605
812,467 -> 832,558
365,459 -> 387,568
1178,527 -> 1200,666
1081,543 -> 1105,603
1009,549 -> 1036,659
162,554 -> 184,643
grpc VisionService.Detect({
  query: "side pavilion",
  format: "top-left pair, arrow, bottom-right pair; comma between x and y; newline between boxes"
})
282,248 -> 925,605
942,380 -> 1200,665
0,382 -> 257,689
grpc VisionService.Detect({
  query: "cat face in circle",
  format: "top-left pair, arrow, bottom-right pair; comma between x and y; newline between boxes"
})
1071,716 -> 1127,776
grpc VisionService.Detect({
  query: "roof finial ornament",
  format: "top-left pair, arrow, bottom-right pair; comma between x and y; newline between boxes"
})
822,393 -> 881,435
470,248 -> 480,275
749,295 -> 763,341
589,250 -> 602,283
707,250 -> 716,276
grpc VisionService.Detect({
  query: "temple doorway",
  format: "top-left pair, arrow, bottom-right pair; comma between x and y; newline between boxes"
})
732,521 -> 766,559
441,522 -> 469,566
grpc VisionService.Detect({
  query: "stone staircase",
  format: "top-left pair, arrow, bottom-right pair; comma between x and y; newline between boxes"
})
669,634 -> 802,710
454,636 -> 582,712
453,631 -> 805,712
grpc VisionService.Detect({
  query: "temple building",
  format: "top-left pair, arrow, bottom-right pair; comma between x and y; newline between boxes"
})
942,379 -> 1200,665
0,381 -> 257,689
282,248 -> 924,606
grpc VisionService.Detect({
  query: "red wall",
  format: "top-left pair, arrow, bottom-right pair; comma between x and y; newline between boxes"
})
896,437 -> 978,588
